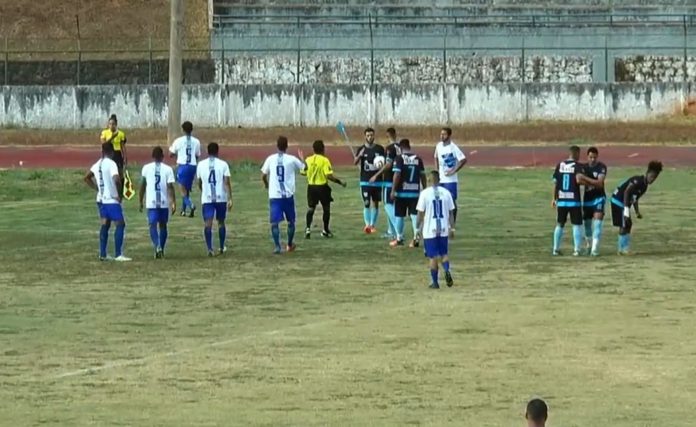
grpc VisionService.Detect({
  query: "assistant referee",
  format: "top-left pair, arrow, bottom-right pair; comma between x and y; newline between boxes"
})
302,140 -> 347,239
100,114 -> 127,195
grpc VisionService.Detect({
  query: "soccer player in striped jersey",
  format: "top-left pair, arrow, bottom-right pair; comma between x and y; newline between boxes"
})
390,139 -> 426,247
83,142 -> 131,262
196,142 -> 232,257
261,136 -> 305,254
609,160 -> 663,255
169,121 -> 201,217
416,171 -> 456,289
139,147 -> 176,259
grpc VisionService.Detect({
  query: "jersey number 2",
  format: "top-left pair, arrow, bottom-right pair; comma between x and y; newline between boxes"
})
155,174 -> 161,191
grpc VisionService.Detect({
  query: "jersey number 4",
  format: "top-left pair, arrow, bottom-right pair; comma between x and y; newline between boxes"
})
208,170 -> 217,185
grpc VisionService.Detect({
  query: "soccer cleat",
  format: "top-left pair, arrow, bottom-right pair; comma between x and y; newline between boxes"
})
321,230 -> 334,238
207,250 -> 215,257
99,255 -> 114,262
154,249 -> 162,259
428,283 -> 440,289
305,228 -> 311,239
617,250 -> 632,256
273,246 -> 282,255
445,271 -> 454,287
286,243 -> 297,252
114,255 -> 132,262
409,238 -> 420,248
363,225 -> 371,234
590,250 -> 600,257
552,250 -> 562,256
189,206 -> 196,218
573,251 -> 581,257
219,247 -> 227,255
389,239 -> 404,248
369,226 -> 377,234
180,210 -> 187,217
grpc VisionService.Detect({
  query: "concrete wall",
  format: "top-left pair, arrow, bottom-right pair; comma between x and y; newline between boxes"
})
0,83 -> 689,129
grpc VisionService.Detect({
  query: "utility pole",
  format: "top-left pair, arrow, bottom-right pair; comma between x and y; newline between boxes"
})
167,0 -> 184,144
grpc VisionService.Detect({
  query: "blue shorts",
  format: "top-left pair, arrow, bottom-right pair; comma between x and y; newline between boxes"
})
439,182 -> 458,201
424,236 -> 449,258
270,197 -> 296,224
202,202 -> 227,222
97,202 -> 124,222
147,208 -> 169,224
177,164 -> 197,191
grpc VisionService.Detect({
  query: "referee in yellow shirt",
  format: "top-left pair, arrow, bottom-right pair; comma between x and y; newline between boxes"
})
302,140 -> 347,239
100,114 -> 127,194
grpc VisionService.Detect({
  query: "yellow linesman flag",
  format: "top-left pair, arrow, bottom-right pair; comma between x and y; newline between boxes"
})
122,170 -> 136,200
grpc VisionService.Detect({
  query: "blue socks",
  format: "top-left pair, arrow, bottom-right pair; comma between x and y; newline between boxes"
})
443,261 -> 450,272
370,208 -> 379,227
395,216 -> 405,240
271,223 -> 281,249
114,223 -> 125,257
159,226 -> 168,250
618,234 -> 631,252
553,225 -> 564,252
584,220 -> 593,240
430,268 -> 439,285
385,203 -> 396,236
149,224 -> 159,249
182,195 -> 189,210
204,226 -> 213,251
592,219 -> 603,252
99,224 -> 110,258
572,225 -> 583,253
363,208 -> 370,227
287,223 -> 295,246
218,226 -> 226,249
410,214 -> 418,238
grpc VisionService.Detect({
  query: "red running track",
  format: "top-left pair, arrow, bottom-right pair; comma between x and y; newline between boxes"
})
1,145 -> 696,168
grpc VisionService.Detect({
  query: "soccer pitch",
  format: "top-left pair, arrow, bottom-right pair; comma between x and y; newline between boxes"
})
1,166 -> 696,426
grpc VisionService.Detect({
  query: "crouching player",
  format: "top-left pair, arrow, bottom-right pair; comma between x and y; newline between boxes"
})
610,160 -> 663,255
139,147 -> 177,259
416,171 -> 456,289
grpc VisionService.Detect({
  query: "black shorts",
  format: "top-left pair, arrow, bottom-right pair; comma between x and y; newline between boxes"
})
360,186 -> 381,207
307,184 -> 332,208
113,151 -> 125,172
557,206 -> 582,226
395,198 -> 418,217
583,197 -> 606,220
611,202 -> 632,232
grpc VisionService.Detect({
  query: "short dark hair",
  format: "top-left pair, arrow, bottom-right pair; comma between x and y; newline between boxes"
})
152,146 -> 164,161
364,127 -> 375,134
569,145 -> 581,156
386,127 -> 396,137
648,160 -> 663,175
587,146 -> 599,155
399,138 -> 411,149
526,398 -> 548,423
102,142 -> 114,156
277,136 -> 289,152
182,121 -> 193,134
109,114 -> 118,124
442,127 -> 452,137
207,142 -> 219,156
313,140 -> 325,154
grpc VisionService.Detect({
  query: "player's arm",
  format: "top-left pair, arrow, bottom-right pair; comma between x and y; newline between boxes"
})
225,171 -> 233,211
633,200 -> 642,218
168,141 -> 177,159
369,159 -> 390,183
83,171 -> 97,191
138,177 -> 146,212
112,172 -> 122,203
551,179 -> 559,207
353,145 -> 365,165
167,182 -> 177,213
622,182 -> 636,218
391,171 -> 401,201
446,147 -> 467,176
121,134 -> 128,166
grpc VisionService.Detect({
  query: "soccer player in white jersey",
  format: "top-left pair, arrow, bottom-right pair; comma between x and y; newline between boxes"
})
261,136 -> 305,254
139,147 -> 176,259
169,121 -> 201,217
83,142 -> 131,262
434,127 -> 467,229
196,142 -> 232,257
416,171 -> 456,289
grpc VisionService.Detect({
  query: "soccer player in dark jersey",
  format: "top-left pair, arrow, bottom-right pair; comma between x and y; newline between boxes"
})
551,145 -> 586,256
610,160 -> 663,255
390,139 -> 426,247
370,127 -> 401,239
354,127 -> 386,234
578,146 -> 608,256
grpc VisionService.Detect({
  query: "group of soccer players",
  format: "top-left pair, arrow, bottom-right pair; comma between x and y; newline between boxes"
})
552,145 -> 663,257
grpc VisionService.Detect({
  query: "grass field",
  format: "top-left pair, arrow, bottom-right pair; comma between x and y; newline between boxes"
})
1,165 -> 696,426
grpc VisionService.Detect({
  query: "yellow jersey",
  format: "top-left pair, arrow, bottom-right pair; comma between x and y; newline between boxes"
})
302,154 -> 334,186
100,129 -> 127,151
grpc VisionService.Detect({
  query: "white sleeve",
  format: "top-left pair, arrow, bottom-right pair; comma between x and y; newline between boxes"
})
223,162 -> 231,177
294,157 -> 304,171
140,165 -> 147,181
416,192 -> 427,213
455,145 -> 466,161
110,161 -> 119,177
166,167 -> 175,184
433,146 -> 439,159
169,139 -> 178,154
445,192 -> 455,211
195,163 -> 202,180
260,157 -> 270,174
195,140 -> 201,156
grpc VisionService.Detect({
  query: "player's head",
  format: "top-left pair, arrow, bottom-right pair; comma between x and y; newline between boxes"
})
646,160 -> 663,184
181,121 -> 193,135
569,145 -> 581,161
525,398 -> 548,427
400,138 -> 411,151
101,142 -> 115,159
587,146 -> 599,165
386,127 -> 396,141
207,142 -> 220,157
440,127 -> 452,142
428,170 -> 440,186
108,114 -> 118,131
364,127 -> 375,144
152,146 -> 164,162
313,140 -> 325,155
277,136 -> 289,152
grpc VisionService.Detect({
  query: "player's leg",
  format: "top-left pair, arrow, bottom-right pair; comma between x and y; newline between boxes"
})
285,197 -> 297,252
361,187 -> 371,233
552,208 -> 567,255
382,186 -> 396,238
370,188 -> 380,232
570,207 -> 584,256
591,200 -> 605,256
158,208 -> 169,257
619,216 -> 633,255
269,199 -> 283,254
109,204 -> 129,261
97,203 -> 111,260
305,186 -> 318,238
391,199 -> 406,246
216,203 -> 227,254
438,236 -> 453,287
147,208 -> 160,256
610,202 -> 626,254
202,203 -> 215,255
320,188 -> 333,237
423,238 -> 440,288
185,166 -> 197,217
442,183 -> 458,228
408,201 -> 419,247
582,205 -> 593,252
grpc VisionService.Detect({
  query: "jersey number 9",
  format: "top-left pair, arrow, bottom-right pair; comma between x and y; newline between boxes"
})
277,165 -> 285,183
185,146 -> 192,164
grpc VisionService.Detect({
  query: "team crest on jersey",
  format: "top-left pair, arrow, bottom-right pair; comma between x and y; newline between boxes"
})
442,153 -> 457,168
